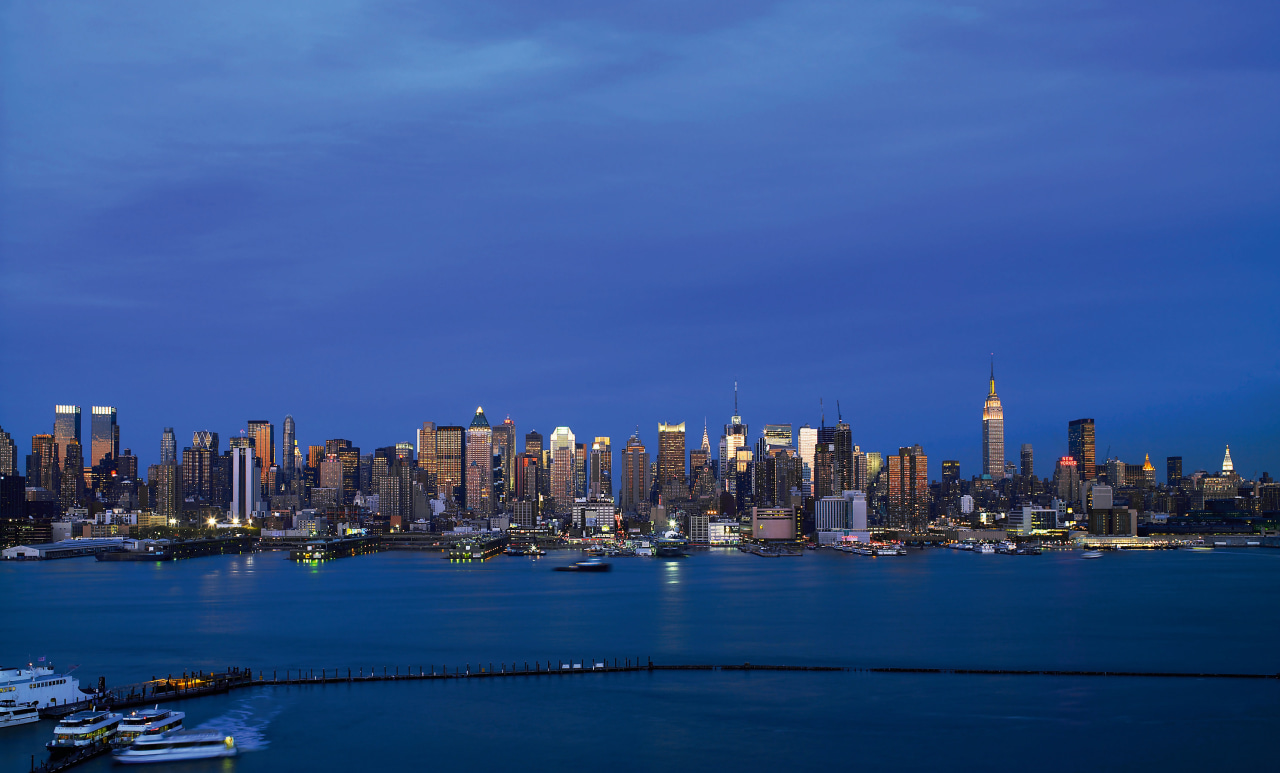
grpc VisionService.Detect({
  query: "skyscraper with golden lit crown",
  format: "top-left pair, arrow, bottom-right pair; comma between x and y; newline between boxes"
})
982,359 -> 1004,480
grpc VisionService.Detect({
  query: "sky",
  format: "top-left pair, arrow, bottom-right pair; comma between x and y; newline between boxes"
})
1,1 -> 1278,479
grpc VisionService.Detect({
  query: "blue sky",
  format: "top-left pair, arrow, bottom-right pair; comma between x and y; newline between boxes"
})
1,1 -> 1277,478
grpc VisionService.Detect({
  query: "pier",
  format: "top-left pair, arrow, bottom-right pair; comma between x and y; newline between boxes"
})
287,535 -> 382,562
19,658 -> 1277,772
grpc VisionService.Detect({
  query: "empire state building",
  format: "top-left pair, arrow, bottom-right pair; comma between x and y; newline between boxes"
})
983,360 -> 1005,480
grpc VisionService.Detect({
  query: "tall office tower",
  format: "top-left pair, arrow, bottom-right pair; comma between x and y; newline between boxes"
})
797,425 -> 816,497
308,445 -> 325,469
814,425 -> 836,499
619,433 -> 651,513
1053,457 -> 1080,502
574,443 -> 588,498
763,424 -> 793,449
1020,444 -> 1034,478
1068,419 -> 1096,481
719,384 -> 748,494
282,415 -> 297,482
89,406 -> 118,467
866,452 -> 883,481
435,426 -> 465,506
372,446 -> 395,501
0,426 -> 15,476
324,438 -> 350,455
29,434 -> 59,492
524,430 -> 547,498
550,427 -> 576,514
416,422 -> 437,489
689,425 -> 714,499
589,437 -> 612,499
887,445 -> 929,530
1141,454 -> 1156,488
852,448 -> 869,491
941,460 -> 960,500
834,421 -> 853,492
982,362 -> 1005,480
1166,457 -> 1183,486
154,462 -> 182,524
116,449 -> 138,480
60,441 -> 85,511
657,422 -> 687,504
338,446 -> 360,505
229,446 -> 260,521
319,454 -> 344,494
53,405 -> 81,459
378,458 -> 414,522
492,418 -> 516,503
1222,445 -> 1234,475
464,407 -> 493,515
525,431 -> 543,456
395,442 -> 413,462
161,427 -> 178,465
731,447 -> 754,511
194,431 -> 219,454
182,441 -> 216,503
515,453 -> 539,501
247,421 -> 275,486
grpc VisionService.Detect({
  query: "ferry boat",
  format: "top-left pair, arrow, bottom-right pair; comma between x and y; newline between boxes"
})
0,664 -> 93,710
1080,550 -> 1104,559
113,729 -> 237,764
46,709 -> 122,756
113,708 -> 185,746
0,701 -> 39,728
974,543 -> 996,554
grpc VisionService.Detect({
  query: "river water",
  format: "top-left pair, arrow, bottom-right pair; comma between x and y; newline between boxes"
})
2,547 -> 1277,771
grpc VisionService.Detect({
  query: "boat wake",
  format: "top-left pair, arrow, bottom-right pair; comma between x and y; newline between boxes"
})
194,693 -> 282,752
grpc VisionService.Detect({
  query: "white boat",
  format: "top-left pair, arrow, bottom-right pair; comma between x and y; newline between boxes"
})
113,708 -> 185,746
974,543 -> 996,554
0,664 -> 93,710
1080,550 -> 1104,559
46,709 -> 122,756
0,701 -> 40,728
113,730 -> 237,764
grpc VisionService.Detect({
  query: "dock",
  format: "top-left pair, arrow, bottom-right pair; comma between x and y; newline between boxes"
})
287,535 -> 382,562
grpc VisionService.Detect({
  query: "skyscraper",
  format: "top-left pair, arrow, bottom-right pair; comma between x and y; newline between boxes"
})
229,446 -> 260,521
1068,419 -> 1096,481
465,407 -> 493,516
620,432 -> 651,513
834,420 -> 853,492
161,427 -> 177,465
54,405 -> 81,458
797,425 -> 816,497
763,424 -> 793,449
247,421 -> 275,474
0,426 -> 16,477
1166,456 -> 1183,486
719,384 -> 748,495
550,427 -> 576,514
282,415 -> 297,482
590,437 -> 612,499
154,462 -> 182,525
657,422 -> 687,503
417,422 -> 437,490
89,406 -> 118,467
887,444 -> 929,530
29,434 -> 59,492
1020,444 -> 1034,478
814,423 -> 835,500
941,459 -> 960,500
1222,445 -> 1234,475
435,427 -> 465,506
60,441 -> 84,511
982,362 -> 1004,480
492,418 -> 516,503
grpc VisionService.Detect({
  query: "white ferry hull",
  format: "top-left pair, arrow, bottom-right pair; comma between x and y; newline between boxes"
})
0,710 -> 39,728
114,747 -> 237,764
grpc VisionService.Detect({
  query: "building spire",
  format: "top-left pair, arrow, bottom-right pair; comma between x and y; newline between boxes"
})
701,419 -> 710,453
734,381 -> 738,416
989,354 -> 997,397
1223,445 -> 1234,473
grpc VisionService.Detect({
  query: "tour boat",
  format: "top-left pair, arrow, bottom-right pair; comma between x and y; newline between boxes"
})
0,664 -> 93,710
112,708 -> 185,746
113,729 -> 237,764
46,709 -> 122,756
974,543 -> 996,554
0,701 -> 39,728
1080,550 -> 1104,559
554,558 -> 612,572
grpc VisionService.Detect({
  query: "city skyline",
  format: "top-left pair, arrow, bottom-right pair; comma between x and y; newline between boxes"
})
0,368 -> 1267,483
